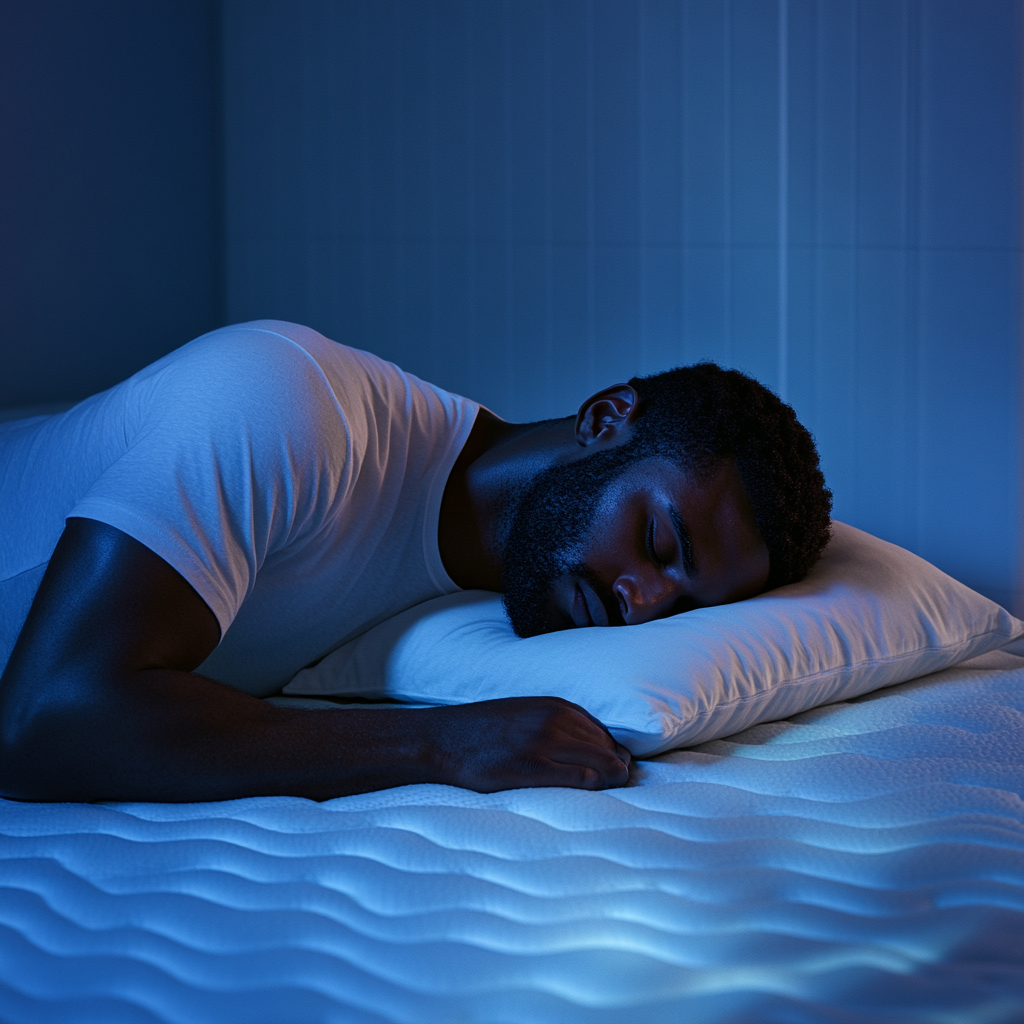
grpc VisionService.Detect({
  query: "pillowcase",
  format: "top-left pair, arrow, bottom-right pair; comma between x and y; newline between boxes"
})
284,522 -> 1024,756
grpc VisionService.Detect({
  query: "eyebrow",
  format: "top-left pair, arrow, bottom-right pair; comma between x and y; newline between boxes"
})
668,503 -> 697,578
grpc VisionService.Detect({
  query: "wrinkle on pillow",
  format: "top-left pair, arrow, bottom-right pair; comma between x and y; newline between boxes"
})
285,522 -> 1024,756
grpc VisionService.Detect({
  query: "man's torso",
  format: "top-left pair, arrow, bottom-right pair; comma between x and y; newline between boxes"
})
0,321 -> 478,693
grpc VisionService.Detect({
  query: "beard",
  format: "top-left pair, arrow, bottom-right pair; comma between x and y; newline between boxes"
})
500,445 -> 639,638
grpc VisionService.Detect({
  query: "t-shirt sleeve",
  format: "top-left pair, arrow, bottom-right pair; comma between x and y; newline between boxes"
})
69,329 -> 349,636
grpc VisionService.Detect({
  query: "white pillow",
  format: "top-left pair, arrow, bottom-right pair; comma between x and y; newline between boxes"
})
284,522 -> 1024,756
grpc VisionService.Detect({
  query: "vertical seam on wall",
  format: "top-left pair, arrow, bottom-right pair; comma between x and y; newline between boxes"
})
465,2 -> 478,396
901,0 -> 921,558
586,0 -> 597,391
679,1 -> 687,365
814,1 -> 823,430
358,0 -> 371,345
1018,0 -> 1024,615
543,2 -> 554,413
724,0 -> 733,363
852,0 -> 860,514
428,8 -> 439,381
911,0 -> 925,559
212,0 -> 226,328
778,0 -> 789,402
325,3 -> 339,329
393,0 -> 406,358
502,0 -> 514,413
639,0 -> 647,375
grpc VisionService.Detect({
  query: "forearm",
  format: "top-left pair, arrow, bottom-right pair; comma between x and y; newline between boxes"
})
0,667 -> 440,802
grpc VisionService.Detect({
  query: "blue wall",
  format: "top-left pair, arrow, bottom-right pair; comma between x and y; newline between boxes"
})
0,0 -> 223,409
223,0 -> 1022,612
1,1 -> 1019,612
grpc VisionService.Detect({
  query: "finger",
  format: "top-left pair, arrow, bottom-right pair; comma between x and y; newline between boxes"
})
544,702 -> 621,749
530,760 -> 604,791
571,712 -> 627,765
552,716 -> 616,752
546,743 -> 630,787
559,760 -> 627,791
560,724 -> 628,777
573,765 -> 603,790
547,697 -> 611,733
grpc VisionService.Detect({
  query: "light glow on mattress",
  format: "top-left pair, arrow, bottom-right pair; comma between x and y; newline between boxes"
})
1,650 -> 1022,1023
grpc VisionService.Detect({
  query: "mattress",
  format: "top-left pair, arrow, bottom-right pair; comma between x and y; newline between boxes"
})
2,650 -> 1022,1024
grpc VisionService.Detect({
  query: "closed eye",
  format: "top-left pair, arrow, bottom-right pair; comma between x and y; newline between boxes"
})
646,518 -> 665,568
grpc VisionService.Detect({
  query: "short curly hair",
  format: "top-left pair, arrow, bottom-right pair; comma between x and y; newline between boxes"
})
624,362 -> 832,588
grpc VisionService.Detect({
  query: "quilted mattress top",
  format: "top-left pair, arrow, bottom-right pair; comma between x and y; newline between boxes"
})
2,650 -> 1023,1024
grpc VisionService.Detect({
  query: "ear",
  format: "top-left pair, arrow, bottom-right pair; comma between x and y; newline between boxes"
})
574,384 -> 640,447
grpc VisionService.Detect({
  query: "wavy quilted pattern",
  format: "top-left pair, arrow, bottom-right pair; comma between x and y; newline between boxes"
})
2,651 -> 1022,1023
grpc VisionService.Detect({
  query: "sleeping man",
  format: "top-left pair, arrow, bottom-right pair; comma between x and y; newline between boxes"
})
0,321 -> 832,802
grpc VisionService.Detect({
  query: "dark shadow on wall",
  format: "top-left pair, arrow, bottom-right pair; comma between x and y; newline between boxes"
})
0,0 -> 224,409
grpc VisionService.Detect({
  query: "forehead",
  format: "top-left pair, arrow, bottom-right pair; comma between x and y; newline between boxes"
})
602,455 -> 748,518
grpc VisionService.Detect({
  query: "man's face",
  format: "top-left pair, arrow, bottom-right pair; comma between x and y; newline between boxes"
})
501,454 -> 770,637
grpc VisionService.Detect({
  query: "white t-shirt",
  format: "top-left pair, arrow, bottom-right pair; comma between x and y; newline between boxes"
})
0,321 -> 479,695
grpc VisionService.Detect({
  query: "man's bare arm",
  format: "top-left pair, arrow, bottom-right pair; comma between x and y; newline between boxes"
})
0,518 -> 629,802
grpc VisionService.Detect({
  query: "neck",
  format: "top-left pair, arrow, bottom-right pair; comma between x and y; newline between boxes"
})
438,410 -> 577,590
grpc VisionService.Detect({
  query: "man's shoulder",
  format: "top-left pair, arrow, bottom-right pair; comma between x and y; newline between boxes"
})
151,321 -> 474,451
173,321 -> 404,402
114,323 -> 353,459
171,320 -> 349,375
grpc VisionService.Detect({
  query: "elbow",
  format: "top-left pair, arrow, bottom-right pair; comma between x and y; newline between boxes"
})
0,752 -> 49,802
0,671 -> 88,802
0,715 -> 53,803
0,727 -> 51,803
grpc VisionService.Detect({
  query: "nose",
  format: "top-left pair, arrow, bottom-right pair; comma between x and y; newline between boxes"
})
612,570 -> 685,625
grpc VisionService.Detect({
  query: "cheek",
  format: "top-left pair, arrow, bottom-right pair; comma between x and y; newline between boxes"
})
578,505 -> 640,576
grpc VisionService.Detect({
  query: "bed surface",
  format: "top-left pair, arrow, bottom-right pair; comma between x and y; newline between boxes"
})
2,650 -> 1022,1023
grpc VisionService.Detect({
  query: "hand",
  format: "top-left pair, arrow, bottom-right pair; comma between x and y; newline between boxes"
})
429,696 -> 631,792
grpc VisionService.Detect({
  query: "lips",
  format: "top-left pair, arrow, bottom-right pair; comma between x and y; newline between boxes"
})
572,579 -> 612,628
569,582 -> 589,627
